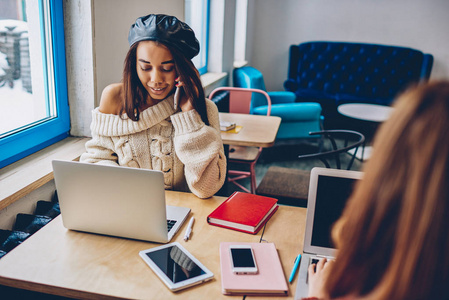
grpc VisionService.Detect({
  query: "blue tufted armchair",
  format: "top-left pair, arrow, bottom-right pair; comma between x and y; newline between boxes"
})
284,41 -> 433,127
233,66 -> 322,141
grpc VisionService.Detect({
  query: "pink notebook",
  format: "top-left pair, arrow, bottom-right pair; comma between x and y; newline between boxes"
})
219,242 -> 288,296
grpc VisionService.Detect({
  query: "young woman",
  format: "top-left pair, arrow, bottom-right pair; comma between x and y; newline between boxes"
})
306,81 -> 449,300
80,14 -> 226,199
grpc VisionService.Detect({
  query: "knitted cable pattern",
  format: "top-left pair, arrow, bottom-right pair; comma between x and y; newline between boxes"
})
149,119 -> 174,189
80,95 -> 226,198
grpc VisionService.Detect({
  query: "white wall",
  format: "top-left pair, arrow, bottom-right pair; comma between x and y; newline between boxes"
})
247,0 -> 449,91
64,0 -> 95,137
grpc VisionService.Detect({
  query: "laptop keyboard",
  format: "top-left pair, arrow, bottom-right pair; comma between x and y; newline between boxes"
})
167,219 -> 177,232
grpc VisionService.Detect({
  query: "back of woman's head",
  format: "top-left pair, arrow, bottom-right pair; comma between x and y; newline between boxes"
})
326,81 -> 449,300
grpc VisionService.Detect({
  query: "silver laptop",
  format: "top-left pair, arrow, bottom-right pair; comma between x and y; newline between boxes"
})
295,167 -> 363,299
52,160 -> 190,243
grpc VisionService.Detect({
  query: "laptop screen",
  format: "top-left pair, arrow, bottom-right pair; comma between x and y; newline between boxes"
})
310,175 -> 358,249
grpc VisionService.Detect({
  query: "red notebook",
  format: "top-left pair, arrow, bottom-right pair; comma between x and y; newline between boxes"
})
207,191 -> 278,234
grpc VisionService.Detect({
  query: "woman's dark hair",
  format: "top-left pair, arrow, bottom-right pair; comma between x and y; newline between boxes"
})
122,43 -> 145,120
121,42 -> 209,125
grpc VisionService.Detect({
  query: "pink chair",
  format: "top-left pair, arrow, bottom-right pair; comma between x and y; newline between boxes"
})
209,87 -> 272,194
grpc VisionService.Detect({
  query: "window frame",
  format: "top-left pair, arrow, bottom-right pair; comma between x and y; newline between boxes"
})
197,0 -> 210,75
185,0 -> 210,75
0,0 -> 70,168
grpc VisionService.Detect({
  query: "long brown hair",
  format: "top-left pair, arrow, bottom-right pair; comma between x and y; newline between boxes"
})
121,41 -> 209,125
325,81 -> 449,299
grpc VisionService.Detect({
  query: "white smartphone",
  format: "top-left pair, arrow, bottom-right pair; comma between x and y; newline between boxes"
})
174,86 -> 181,110
229,245 -> 258,274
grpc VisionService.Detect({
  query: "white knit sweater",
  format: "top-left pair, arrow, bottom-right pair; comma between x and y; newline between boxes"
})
80,95 -> 226,198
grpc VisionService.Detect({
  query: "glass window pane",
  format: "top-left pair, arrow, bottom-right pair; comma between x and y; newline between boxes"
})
0,0 -> 50,136
0,0 -> 70,168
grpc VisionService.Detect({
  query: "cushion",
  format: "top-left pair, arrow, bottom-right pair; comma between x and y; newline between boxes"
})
253,102 -> 322,121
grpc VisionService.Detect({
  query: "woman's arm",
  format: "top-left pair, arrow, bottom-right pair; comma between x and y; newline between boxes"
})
79,134 -> 120,167
171,99 -> 227,198
80,84 -> 123,166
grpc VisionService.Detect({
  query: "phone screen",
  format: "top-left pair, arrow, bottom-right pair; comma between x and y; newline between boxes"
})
230,248 -> 256,268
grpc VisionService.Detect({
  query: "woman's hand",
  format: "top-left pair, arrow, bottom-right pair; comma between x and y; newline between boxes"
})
175,77 -> 194,112
308,258 -> 334,299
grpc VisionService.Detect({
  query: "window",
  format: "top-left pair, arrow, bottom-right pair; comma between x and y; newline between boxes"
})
185,0 -> 210,74
234,0 -> 248,65
0,0 -> 69,168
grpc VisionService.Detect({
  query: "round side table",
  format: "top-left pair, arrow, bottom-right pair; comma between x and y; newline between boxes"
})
337,103 -> 394,160
337,103 -> 393,122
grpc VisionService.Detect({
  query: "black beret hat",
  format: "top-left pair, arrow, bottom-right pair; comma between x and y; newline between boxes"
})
128,14 -> 200,60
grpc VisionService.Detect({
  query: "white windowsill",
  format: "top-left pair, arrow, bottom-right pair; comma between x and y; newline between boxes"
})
0,137 -> 89,211
233,60 -> 248,68
201,72 -> 227,86
201,72 -> 228,96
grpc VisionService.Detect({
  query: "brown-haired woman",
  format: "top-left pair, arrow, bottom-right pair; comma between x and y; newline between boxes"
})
306,81 -> 449,300
80,14 -> 226,199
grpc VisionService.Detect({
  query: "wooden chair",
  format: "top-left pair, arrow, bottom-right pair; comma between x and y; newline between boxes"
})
209,87 -> 272,194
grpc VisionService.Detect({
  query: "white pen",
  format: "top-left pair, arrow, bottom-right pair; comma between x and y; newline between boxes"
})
183,216 -> 195,241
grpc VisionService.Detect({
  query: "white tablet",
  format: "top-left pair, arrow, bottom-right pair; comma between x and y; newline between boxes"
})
139,242 -> 214,291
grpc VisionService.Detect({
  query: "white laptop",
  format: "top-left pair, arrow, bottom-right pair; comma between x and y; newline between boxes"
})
52,160 -> 190,243
295,167 -> 363,299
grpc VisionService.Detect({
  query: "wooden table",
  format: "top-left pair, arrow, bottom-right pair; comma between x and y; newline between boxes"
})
219,113 -> 282,148
0,191 -> 306,300
248,203 -> 307,299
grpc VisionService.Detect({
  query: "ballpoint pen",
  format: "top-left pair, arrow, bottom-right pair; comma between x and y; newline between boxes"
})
289,254 -> 302,283
183,216 -> 195,241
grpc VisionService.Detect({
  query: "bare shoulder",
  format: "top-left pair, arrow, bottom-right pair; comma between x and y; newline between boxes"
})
99,83 -> 124,115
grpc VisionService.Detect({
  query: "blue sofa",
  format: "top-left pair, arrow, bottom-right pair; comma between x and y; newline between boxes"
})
284,41 -> 433,127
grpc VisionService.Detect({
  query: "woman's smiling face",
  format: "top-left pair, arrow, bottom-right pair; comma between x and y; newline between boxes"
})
136,40 -> 177,101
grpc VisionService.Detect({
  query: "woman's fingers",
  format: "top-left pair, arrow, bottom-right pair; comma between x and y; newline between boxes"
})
316,258 -> 327,272
308,258 -> 331,274
307,258 -> 334,298
175,77 -> 184,87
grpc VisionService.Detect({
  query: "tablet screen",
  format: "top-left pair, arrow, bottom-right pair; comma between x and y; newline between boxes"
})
144,244 -> 206,284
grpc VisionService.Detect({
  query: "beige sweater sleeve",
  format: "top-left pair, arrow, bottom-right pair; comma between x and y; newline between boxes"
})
80,133 -> 119,167
170,99 -> 227,198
